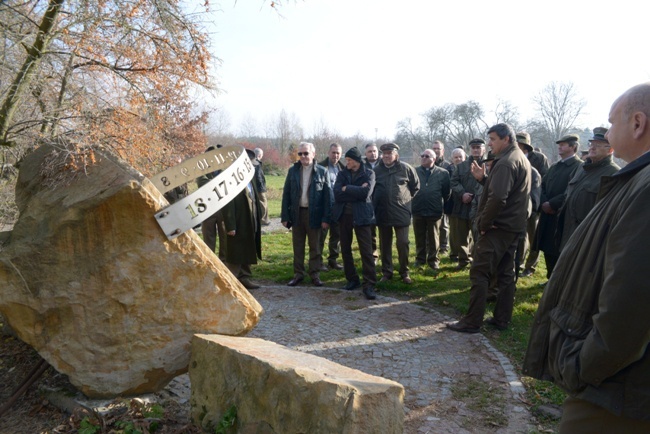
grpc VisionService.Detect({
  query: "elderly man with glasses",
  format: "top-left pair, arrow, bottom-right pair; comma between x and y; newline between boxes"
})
557,127 -> 620,250
281,142 -> 333,287
412,149 -> 451,270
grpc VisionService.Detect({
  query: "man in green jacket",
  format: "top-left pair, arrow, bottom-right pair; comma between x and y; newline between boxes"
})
557,127 -> 620,250
447,123 -> 531,333
373,143 -> 419,284
523,83 -> 650,432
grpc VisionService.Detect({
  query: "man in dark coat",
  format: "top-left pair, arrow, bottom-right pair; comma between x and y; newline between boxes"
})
319,143 -> 345,270
523,83 -> 650,433
535,134 -> 582,278
450,138 -> 485,269
557,127 -> 620,250
281,142 -> 333,287
432,140 -> 453,255
253,148 -> 270,225
373,143 -> 419,284
516,132 -> 550,277
222,149 -> 263,290
362,142 -> 380,263
447,123 -> 531,333
197,145 -> 226,261
332,147 -> 377,300
412,148 -> 451,270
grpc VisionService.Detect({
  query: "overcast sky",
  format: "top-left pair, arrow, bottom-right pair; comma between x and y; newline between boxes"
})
203,0 -> 650,140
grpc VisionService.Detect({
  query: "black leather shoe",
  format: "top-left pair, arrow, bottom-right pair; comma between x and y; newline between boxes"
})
343,280 -> 361,290
485,317 -> 508,330
328,262 -> 343,270
287,277 -> 303,287
239,278 -> 260,290
446,321 -> 480,334
312,277 -> 324,287
363,286 -> 377,300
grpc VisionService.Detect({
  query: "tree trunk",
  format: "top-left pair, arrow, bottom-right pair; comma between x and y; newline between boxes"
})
0,0 -> 64,147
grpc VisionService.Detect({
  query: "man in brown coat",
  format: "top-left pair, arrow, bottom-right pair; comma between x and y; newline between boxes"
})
447,123 -> 531,333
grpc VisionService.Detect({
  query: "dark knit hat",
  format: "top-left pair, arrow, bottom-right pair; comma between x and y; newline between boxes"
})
345,147 -> 363,163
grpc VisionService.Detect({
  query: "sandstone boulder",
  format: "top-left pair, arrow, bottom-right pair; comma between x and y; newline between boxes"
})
0,145 -> 263,398
190,334 -> 405,434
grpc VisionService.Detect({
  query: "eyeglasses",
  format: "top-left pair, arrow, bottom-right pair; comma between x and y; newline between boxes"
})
297,152 -> 310,156
420,154 -> 433,158
588,142 -> 610,148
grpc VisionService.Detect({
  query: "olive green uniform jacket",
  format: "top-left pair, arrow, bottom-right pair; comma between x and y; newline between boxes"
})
450,156 -> 483,220
558,154 -> 620,249
372,160 -> 419,227
523,152 -> 650,421
475,144 -> 531,234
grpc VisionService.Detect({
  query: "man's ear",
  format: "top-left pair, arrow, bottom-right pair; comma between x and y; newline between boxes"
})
632,111 -> 648,140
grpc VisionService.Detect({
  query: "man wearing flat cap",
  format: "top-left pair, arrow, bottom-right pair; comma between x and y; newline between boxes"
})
373,142 -> 419,284
450,138 -> 485,269
516,132 -> 549,277
534,133 -> 582,279
557,127 -> 619,250
332,147 -> 378,299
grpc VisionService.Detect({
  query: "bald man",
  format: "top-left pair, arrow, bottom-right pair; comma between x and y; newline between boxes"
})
524,83 -> 650,433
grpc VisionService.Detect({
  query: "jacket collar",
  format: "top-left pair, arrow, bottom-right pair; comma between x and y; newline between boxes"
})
612,150 -> 650,178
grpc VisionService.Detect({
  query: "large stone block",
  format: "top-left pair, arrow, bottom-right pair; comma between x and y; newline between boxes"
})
190,334 -> 404,434
0,145 -> 263,397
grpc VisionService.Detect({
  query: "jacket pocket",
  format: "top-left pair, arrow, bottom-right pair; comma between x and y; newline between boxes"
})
547,305 -> 591,393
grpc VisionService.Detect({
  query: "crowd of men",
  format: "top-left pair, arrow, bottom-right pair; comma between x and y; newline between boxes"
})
196,83 -> 650,431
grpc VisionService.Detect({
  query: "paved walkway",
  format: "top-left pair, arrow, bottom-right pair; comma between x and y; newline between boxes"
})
237,284 -> 534,433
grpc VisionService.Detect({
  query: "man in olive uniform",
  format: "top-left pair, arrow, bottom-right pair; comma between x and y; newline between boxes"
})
516,132 -> 549,277
222,149 -> 263,290
523,82 -> 650,433
557,127 -> 620,250
198,145 -> 226,261
447,123 -> 531,333
373,143 -> 420,284
412,148 -> 451,270
450,138 -> 485,269
253,148 -> 270,226
535,134 -> 582,278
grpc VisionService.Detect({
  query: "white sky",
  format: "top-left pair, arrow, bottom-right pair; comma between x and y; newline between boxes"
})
204,0 -> 650,140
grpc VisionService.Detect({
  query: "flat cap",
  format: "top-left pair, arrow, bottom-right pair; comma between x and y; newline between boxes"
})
468,138 -> 485,147
380,142 -> 400,152
589,127 -> 608,143
555,134 -> 580,144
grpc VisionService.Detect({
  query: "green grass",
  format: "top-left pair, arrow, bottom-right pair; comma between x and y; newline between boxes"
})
254,190 -> 565,430
264,175 -> 285,218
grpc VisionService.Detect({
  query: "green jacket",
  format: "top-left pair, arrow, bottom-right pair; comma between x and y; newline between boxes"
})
372,159 -> 419,227
523,152 -> 650,420
450,156 -> 483,220
558,155 -> 620,250
475,144 -> 531,234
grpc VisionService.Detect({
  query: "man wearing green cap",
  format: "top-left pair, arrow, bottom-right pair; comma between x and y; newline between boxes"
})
557,127 -> 620,250
535,133 -> 582,278
373,142 -> 419,284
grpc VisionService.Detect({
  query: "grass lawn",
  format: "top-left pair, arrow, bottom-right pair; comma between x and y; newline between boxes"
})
255,184 -> 566,429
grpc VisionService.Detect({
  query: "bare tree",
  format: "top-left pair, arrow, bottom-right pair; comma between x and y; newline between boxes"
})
532,81 -> 586,147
